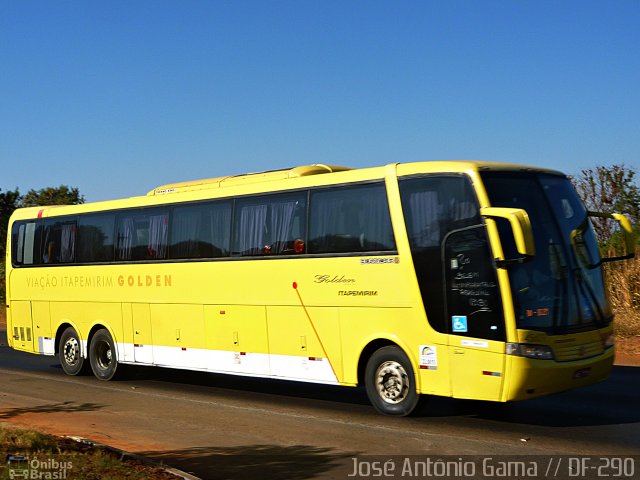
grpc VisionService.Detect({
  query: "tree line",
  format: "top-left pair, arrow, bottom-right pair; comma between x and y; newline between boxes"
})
571,164 -> 640,249
1,186 -> 84,241
1,186 -> 84,302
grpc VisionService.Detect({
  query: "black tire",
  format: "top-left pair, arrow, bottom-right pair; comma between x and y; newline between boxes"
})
89,329 -> 118,381
365,346 -> 420,416
59,327 -> 87,376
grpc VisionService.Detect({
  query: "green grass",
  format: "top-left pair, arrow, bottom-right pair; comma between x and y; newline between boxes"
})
0,425 -> 176,479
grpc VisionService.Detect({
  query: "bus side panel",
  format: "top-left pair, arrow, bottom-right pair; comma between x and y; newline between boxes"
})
204,304 -> 270,376
7,301 -> 34,353
267,306 -> 341,383
132,303 -> 153,364
340,307 -> 453,397
151,303 -> 205,369
340,307 -> 395,386
49,302 -> 123,356
417,341 -> 451,396
448,341 -> 505,401
120,303 -> 135,362
32,301 -> 54,354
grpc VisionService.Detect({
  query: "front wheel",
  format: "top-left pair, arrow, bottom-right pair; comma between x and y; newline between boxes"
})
365,346 -> 420,416
89,329 -> 118,381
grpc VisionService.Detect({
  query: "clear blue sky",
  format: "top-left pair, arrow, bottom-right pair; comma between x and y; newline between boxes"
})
1,1 -> 639,202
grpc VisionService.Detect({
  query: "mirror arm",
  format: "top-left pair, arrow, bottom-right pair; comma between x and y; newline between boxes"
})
587,211 -> 636,261
494,255 -> 533,269
599,253 -> 635,264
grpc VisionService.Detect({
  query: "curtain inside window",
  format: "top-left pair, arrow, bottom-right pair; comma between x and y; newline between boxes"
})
171,209 -> 202,258
59,224 -> 76,262
117,218 -> 135,260
148,215 -> 168,258
42,226 -> 53,263
310,186 -> 395,253
269,201 -> 297,254
408,191 -> 440,247
362,196 -> 394,250
237,204 -> 268,255
310,195 -> 344,252
209,205 -> 231,255
448,197 -> 477,222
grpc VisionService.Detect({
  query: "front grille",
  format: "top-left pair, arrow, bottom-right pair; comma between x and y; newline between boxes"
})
554,340 -> 603,361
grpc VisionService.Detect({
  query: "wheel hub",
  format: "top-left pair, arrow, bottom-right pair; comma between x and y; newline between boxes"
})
63,338 -> 80,365
96,342 -> 112,369
375,360 -> 409,404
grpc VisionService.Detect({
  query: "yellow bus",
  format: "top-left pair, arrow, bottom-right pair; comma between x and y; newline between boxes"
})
5,161 -> 635,415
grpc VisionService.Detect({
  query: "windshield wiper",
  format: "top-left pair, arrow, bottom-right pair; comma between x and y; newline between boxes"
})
570,217 -> 601,269
573,267 -> 607,325
548,240 -> 568,331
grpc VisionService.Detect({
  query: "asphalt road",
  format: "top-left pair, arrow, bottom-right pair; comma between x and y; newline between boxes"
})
1,331 -> 639,479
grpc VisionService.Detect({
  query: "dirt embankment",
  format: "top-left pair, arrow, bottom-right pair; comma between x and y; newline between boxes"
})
615,336 -> 640,366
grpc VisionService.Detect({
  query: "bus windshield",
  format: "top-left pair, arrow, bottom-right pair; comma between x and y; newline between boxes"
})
481,171 -> 612,333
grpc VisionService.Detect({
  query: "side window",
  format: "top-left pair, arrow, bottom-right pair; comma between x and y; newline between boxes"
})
399,175 -> 482,334
77,214 -> 115,263
11,221 -> 37,266
116,208 -> 169,261
232,192 -> 306,256
170,201 -> 231,259
41,219 -> 77,264
402,176 -> 480,249
308,183 -> 396,254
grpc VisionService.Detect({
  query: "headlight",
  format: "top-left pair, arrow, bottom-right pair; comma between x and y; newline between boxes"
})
506,342 -> 554,360
600,333 -> 615,348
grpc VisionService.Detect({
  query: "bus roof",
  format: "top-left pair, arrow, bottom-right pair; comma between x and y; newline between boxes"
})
8,160 -> 565,221
147,164 -> 352,196
147,161 -> 564,197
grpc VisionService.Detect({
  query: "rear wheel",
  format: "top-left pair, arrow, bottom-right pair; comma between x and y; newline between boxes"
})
59,327 -> 87,376
365,346 -> 420,416
89,329 -> 118,381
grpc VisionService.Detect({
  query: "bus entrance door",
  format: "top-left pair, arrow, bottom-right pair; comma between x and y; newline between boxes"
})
444,226 -> 506,401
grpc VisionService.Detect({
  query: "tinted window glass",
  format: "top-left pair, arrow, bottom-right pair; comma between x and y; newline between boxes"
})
12,221 -> 37,265
170,202 -> 231,259
308,183 -> 396,254
116,208 -> 169,261
41,219 -> 77,264
399,175 -> 483,334
481,172 -> 610,331
444,226 -> 504,340
402,176 -> 480,249
77,214 -> 115,262
12,223 -> 24,264
232,193 -> 306,256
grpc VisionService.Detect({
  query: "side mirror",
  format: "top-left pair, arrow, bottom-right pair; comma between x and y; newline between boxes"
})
480,207 -> 535,267
586,211 -> 635,263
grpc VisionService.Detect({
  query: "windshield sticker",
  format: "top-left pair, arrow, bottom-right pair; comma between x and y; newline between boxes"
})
419,345 -> 438,370
452,315 -> 468,333
526,308 -> 550,318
